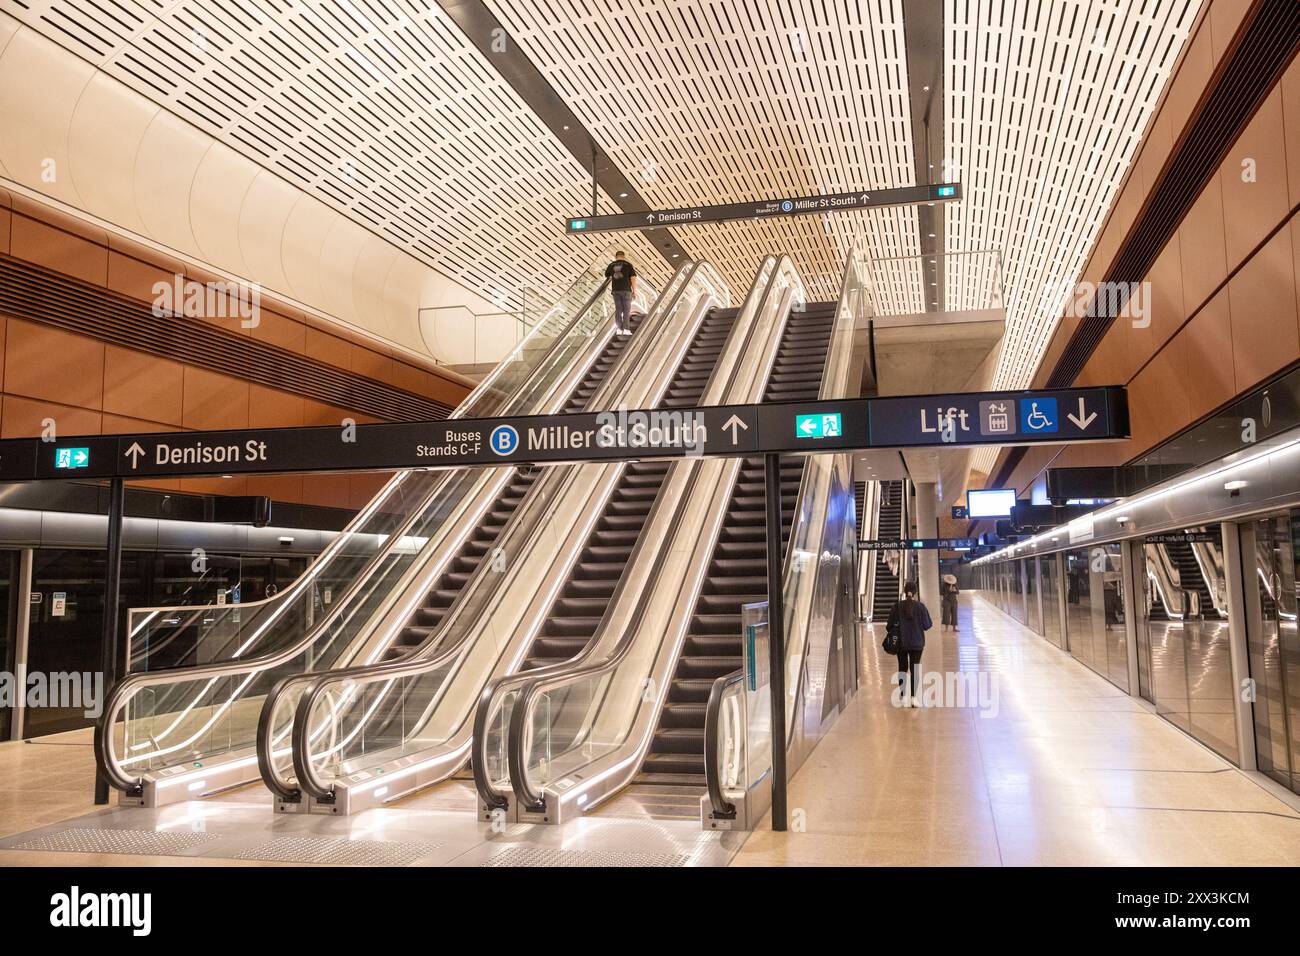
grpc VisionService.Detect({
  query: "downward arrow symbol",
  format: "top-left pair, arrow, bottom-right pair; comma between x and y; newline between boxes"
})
1066,397 -> 1098,430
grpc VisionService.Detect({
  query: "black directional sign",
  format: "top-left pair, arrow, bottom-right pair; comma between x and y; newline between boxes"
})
1143,531 -> 1220,545
566,183 -> 961,234
867,387 -> 1127,449
0,385 -> 1127,482
859,538 -> 978,551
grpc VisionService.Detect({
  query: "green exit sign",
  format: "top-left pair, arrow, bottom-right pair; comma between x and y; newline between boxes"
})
795,412 -> 843,439
54,447 -> 90,470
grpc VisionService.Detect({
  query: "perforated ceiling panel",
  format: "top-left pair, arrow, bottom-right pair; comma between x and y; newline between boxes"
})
486,0 -> 1200,347
6,0 -> 1201,375
946,0 -> 1202,390
484,0 -> 921,303
952,0 -> 1201,477
0,0 -> 665,309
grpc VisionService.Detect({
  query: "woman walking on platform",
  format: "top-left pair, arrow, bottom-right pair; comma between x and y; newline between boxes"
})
887,582 -> 932,708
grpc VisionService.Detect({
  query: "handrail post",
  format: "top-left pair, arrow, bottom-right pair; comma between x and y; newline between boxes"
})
763,453 -> 788,831
94,477 -> 125,805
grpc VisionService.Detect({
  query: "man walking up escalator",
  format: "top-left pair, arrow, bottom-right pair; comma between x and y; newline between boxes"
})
605,251 -> 638,336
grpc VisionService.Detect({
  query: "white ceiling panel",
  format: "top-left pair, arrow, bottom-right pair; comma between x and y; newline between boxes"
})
0,0 -> 666,309
946,0 -> 1201,390
5,0 -> 1201,402
485,0 -> 922,301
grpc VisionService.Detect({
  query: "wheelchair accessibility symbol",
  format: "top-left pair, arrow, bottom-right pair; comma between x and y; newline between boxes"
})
489,424 -> 520,456
1020,398 -> 1058,434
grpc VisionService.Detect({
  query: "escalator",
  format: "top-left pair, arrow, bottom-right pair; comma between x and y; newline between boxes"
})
639,302 -> 836,786
97,262 -> 668,806
491,245 -> 870,826
356,305 -> 738,737
383,313 -> 645,662
1166,540 -> 1216,620
871,479 -> 905,622
268,262 -> 738,813
524,306 -> 739,669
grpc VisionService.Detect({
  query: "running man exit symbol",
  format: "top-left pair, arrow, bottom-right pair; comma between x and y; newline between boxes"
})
54,447 -> 90,469
795,412 -> 842,439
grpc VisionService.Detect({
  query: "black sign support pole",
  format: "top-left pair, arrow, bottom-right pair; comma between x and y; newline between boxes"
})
764,453 -> 789,832
93,478 -> 125,805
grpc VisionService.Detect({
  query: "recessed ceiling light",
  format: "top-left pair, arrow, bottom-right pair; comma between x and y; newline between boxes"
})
1224,480 -> 1248,491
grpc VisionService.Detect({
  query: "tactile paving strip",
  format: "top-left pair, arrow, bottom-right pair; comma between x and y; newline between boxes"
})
481,846 -> 689,867
12,827 -> 221,856
233,836 -> 440,866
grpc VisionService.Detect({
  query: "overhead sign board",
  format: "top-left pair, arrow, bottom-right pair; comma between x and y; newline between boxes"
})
567,183 -> 961,234
0,386 -> 1127,482
859,538 -> 978,551
868,387 -> 1127,449
1143,531 -> 1221,545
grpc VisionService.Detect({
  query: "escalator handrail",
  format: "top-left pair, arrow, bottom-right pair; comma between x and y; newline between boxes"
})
96,265 -> 621,794
471,256 -> 779,812
94,477 -> 452,793
704,667 -> 745,818
703,235 -> 867,816
280,264 -> 711,802
504,260 -> 803,813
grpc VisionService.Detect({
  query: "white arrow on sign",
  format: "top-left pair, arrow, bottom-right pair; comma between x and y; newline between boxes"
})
722,414 -> 749,445
125,441 -> 146,469
1066,397 -> 1098,430
798,417 -> 818,436
645,214 -> 654,223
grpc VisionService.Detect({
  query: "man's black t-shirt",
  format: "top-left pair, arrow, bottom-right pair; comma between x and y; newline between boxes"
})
605,259 -> 637,292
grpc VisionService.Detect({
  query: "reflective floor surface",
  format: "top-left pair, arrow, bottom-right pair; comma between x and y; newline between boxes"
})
729,594 -> 1300,866
0,736 -> 740,867
4,593 -> 1299,866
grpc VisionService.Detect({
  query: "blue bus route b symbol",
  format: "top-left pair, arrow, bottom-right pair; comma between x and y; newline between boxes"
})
490,425 -> 519,456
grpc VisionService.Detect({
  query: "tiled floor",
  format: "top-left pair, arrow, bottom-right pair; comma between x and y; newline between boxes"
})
4,593 -> 1299,866
729,593 -> 1300,866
